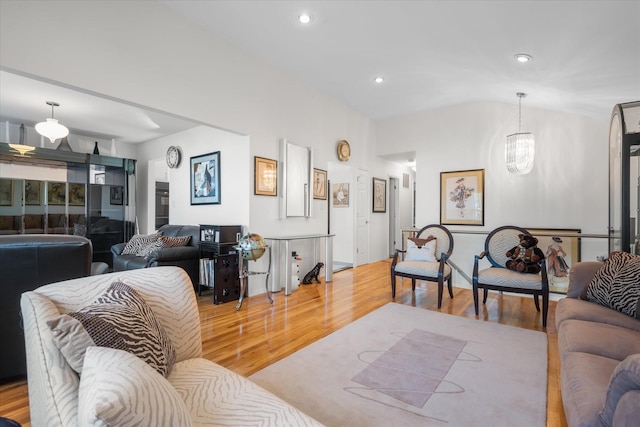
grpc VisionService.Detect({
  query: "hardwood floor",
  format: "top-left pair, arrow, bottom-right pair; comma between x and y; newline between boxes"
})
0,259 -> 567,426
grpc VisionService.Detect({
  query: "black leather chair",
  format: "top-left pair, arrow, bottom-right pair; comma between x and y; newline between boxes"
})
111,224 -> 200,285
0,234 -> 92,382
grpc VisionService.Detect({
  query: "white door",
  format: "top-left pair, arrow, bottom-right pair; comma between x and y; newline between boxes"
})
356,170 -> 369,266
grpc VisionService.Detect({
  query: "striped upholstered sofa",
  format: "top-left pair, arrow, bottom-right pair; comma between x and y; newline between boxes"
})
21,267 -> 323,426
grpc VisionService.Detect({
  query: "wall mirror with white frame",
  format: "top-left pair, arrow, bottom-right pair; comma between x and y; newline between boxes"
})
280,138 -> 312,218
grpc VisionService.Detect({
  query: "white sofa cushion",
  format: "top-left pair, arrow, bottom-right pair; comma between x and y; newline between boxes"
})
477,267 -> 543,290
394,261 -> 451,278
79,346 -> 193,426
169,358 -> 325,426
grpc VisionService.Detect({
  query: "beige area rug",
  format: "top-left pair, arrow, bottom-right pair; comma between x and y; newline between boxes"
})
250,303 -> 547,427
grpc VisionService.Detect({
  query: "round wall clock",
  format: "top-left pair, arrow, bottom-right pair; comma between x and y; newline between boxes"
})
166,146 -> 181,168
337,139 -> 351,161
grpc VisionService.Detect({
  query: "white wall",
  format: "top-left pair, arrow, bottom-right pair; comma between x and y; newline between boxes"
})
2,1 -> 609,292
136,126 -> 250,234
376,101 -> 610,286
0,1 -> 403,282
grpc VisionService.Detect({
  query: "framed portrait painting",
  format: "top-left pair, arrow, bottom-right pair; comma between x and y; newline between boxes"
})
254,156 -> 277,196
110,186 -> 124,205
372,177 -> 386,213
191,151 -> 221,205
0,178 -> 13,206
313,168 -> 327,200
68,183 -> 85,206
527,228 -> 581,294
47,182 -> 66,206
332,183 -> 349,207
25,180 -> 42,206
440,169 -> 484,226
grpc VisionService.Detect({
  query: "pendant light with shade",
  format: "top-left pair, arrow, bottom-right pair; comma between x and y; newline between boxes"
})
35,101 -> 69,143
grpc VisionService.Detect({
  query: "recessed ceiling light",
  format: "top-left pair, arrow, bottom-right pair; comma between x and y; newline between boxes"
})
514,53 -> 533,63
297,11 -> 313,24
374,76 -> 384,84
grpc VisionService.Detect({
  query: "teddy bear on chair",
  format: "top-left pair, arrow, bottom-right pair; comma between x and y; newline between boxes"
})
505,234 -> 545,274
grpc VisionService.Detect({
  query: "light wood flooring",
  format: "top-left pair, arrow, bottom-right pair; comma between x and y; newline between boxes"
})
0,259 -> 567,426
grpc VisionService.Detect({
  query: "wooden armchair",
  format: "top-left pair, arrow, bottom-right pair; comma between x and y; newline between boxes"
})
472,225 -> 549,327
390,224 -> 454,307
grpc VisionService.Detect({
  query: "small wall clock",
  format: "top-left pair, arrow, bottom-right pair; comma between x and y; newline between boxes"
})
337,140 -> 351,162
166,146 -> 181,168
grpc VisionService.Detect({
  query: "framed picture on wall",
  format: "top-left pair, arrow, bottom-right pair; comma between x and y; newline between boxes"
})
313,168 -> 327,200
68,183 -> 85,206
110,186 -> 124,205
0,178 -> 13,206
190,151 -> 221,205
372,177 -> 386,213
527,228 -> 581,294
440,169 -> 484,226
25,180 -> 42,206
332,183 -> 349,207
254,156 -> 277,196
47,182 -> 66,206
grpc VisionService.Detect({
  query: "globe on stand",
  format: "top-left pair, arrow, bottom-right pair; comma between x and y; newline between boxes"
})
238,233 -> 267,261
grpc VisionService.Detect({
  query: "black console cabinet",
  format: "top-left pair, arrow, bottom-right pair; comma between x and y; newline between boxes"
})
198,225 -> 244,304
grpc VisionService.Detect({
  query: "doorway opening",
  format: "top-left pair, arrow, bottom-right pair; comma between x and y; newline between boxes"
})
155,181 -> 169,229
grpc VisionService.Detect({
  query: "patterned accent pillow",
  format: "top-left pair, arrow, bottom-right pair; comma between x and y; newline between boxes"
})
47,281 -> 176,376
73,223 -> 86,236
585,251 -> 640,319
144,235 -> 192,260
162,235 -> 192,248
405,236 -> 437,262
121,232 -> 162,256
78,346 -> 193,427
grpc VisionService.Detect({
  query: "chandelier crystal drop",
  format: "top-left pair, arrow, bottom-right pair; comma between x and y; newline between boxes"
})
35,101 -> 69,143
505,93 -> 535,174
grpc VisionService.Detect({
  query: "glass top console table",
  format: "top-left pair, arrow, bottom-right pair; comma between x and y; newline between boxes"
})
263,234 -> 335,295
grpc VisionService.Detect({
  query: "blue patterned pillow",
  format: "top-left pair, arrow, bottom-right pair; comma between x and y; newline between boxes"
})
48,281 -> 176,376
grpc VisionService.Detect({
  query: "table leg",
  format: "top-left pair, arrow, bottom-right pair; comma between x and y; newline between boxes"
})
235,253 -> 246,311
325,235 -> 333,282
265,245 -> 273,304
284,240 -> 292,295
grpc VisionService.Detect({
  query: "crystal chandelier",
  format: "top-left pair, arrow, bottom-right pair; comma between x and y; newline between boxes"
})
35,101 -> 69,143
505,92 -> 535,174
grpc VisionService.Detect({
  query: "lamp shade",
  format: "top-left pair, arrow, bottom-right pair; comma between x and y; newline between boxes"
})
35,118 -> 69,143
505,132 -> 535,174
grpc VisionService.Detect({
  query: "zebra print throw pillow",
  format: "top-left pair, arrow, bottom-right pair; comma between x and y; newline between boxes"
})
78,347 -> 192,427
144,235 -> 193,260
585,251 -> 640,319
121,232 -> 162,255
48,281 -> 176,377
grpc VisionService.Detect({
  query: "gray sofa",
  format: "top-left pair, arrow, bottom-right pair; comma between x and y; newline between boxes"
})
111,224 -> 200,285
556,261 -> 640,427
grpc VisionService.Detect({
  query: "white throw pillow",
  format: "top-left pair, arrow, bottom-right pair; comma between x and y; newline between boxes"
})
78,346 -> 193,427
405,237 -> 437,262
